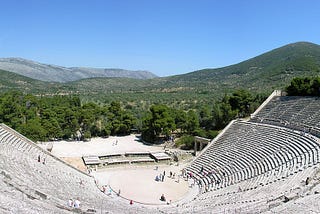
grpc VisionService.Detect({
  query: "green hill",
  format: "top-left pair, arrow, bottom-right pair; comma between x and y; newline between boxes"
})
1,42 -> 320,108
163,42 -> 320,93
0,69 -> 63,93
66,42 -> 320,95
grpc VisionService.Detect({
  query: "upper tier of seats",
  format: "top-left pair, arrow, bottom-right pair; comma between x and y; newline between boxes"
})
179,119 -> 320,213
250,96 -> 320,137
185,120 -> 320,191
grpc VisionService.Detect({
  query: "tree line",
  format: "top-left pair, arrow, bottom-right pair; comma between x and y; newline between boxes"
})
286,76 -> 320,96
0,89 -> 266,148
0,91 -> 135,141
142,89 -> 266,149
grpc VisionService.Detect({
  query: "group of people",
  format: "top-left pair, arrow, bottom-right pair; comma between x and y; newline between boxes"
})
155,170 -> 179,182
112,140 -> 118,146
169,171 -> 176,179
155,170 -> 166,182
37,155 -> 46,164
102,185 -> 113,195
67,198 -> 81,209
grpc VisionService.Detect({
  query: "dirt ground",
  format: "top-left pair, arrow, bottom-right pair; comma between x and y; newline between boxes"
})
93,164 -> 190,204
41,135 -> 192,205
41,135 -> 163,157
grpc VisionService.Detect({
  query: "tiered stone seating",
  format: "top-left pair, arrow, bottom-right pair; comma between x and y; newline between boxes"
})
251,96 -> 320,137
0,124 -> 151,214
185,121 -> 319,192
0,171 -> 71,213
167,165 -> 319,214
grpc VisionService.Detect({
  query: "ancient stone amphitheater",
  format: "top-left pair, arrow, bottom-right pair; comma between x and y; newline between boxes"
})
1,90 -> 320,213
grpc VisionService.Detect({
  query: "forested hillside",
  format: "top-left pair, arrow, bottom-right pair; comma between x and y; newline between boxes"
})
0,89 -> 265,148
65,42 -> 320,95
0,69 -> 63,93
164,42 -> 320,92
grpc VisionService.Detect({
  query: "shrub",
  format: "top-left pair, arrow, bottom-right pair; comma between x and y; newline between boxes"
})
175,135 -> 195,150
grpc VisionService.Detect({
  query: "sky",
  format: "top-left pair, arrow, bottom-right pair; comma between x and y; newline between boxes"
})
0,0 -> 319,77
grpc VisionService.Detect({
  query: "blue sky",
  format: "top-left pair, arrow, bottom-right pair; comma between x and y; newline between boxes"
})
0,0 -> 319,76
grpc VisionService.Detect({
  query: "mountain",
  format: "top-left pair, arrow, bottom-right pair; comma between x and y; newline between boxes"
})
162,42 -> 320,92
0,58 -> 157,82
0,42 -> 319,98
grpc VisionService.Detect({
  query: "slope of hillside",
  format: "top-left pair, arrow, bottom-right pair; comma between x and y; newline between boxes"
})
164,42 -> 320,92
0,69 -> 63,93
0,58 -> 157,82
66,42 -> 320,96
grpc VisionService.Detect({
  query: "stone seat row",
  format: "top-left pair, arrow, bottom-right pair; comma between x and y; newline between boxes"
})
251,96 -> 320,137
172,164 -> 318,214
0,124 -> 148,213
185,121 -> 319,191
